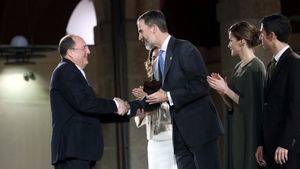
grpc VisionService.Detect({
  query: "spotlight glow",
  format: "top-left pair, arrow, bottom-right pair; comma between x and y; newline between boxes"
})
0,67 -> 48,102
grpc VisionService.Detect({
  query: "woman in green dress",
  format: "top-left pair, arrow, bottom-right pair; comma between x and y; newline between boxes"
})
207,21 -> 266,169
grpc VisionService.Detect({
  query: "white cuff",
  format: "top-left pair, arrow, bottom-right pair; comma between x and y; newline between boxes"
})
113,99 -> 130,115
113,99 -> 119,109
167,92 -> 174,106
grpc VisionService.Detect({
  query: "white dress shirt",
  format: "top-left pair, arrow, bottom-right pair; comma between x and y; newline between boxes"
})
273,45 -> 289,64
159,35 -> 174,106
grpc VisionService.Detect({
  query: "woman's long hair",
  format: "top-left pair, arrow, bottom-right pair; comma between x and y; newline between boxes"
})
144,47 -> 158,79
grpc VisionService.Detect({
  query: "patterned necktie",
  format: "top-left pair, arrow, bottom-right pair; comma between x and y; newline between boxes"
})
158,50 -> 165,79
267,58 -> 277,81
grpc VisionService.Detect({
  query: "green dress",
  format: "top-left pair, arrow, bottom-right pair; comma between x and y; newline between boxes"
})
225,57 -> 266,169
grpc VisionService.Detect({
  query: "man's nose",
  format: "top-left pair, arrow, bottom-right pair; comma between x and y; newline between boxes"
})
138,34 -> 142,41
259,34 -> 263,40
86,48 -> 90,54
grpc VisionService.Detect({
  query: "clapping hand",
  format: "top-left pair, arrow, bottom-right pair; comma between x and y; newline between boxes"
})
132,86 -> 147,100
207,73 -> 228,96
113,97 -> 130,116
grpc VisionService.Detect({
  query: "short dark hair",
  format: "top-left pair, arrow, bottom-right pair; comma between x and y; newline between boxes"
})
229,21 -> 261,48
137,10 -> 168,32
261,14 -> 291,43
58,35 -> 75,58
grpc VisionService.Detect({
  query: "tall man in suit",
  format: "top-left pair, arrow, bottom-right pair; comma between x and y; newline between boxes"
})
50,34 -> 140,169
255,14 -> 300,169
136,10 -> 224,169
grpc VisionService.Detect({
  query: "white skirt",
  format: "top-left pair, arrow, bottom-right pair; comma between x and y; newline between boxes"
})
147,139 -> 177,169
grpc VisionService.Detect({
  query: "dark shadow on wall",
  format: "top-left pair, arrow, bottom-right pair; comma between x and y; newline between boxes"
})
161,0 -> 220,47
281,0 -> 300,33
0,0 -> 80,45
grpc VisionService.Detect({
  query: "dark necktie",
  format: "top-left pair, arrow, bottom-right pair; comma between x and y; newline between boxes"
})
267,58 -> 277,81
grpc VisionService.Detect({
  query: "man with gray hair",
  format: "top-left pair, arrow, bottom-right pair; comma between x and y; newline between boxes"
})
50,34 -> 140,169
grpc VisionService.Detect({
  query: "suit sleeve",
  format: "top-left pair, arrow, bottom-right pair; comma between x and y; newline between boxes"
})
169,42 -> 210,110
98,99 -> 146,123
98,113 -> 129,123
58,66 -> 117,115
280,57 -> 300,149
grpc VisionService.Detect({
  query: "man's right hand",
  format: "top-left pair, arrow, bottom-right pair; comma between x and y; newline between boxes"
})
256,146 -> 267,167
113,97 -> 130,116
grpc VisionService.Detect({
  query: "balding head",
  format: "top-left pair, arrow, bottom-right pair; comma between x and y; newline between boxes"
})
58,34 -> 90,69
58,34 -> 76,58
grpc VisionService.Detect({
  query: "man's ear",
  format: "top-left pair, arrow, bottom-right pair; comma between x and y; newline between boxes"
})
240,39 -> 246,46
269,32 -> 277,41
151,25 -> 157,33
66,49 -> 73,58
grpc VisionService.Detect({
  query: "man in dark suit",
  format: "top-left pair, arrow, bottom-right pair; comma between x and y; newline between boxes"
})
50,34 -> 140,169
255,14 -> 300,169
136,10 -> 224,169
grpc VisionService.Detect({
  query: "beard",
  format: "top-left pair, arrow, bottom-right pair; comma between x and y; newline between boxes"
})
144,41 -> 155,51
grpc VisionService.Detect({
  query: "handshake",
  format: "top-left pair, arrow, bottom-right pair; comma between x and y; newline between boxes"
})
113,97 -> 145,117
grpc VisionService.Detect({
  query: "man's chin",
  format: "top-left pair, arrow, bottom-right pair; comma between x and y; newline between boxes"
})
145,45 -> 151,50
145,43 -> 154,51
83,61 -> 88,68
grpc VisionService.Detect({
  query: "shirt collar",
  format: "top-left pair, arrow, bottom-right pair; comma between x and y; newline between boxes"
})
75,64 -> 87,80
160,35 -> 171,52
273,45 -> 289,62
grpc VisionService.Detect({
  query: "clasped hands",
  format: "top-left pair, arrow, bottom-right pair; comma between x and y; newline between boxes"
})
131,87 -> 168,118
113,97 -> 130,116
113,97 -> 145,116
132,86 -> 168,104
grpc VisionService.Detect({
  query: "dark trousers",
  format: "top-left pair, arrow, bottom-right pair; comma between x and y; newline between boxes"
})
54,158 -> 95,169
173,122 -> 221,169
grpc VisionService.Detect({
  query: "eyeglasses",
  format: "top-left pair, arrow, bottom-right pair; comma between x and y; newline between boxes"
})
71,45 -> 89,51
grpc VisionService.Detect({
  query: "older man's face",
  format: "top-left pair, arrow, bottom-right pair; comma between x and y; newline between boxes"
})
70,36 -> 90,69
137,19 -> 155,50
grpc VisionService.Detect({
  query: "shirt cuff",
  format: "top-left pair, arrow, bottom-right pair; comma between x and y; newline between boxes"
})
114,98 -> 131,115
113,99 -> 119,112
167,92 -> 174,106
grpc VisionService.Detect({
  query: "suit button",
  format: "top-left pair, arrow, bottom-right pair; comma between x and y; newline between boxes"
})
264,102 -> 268,106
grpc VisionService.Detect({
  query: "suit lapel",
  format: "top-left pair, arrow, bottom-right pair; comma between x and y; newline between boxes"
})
162,37 -> 176,84
266,48 -> 291,94
63,58 -> 90,86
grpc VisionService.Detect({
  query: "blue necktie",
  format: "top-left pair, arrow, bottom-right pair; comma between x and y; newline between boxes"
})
158,50 -> 165,78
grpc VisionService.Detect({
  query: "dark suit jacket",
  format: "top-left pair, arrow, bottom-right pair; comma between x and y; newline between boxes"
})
162,37 -> 223,149
50,58 -> 130,164
262,48 -> 300,156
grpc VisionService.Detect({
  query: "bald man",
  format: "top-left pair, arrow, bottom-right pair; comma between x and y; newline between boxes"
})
50,35 -> 138,169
